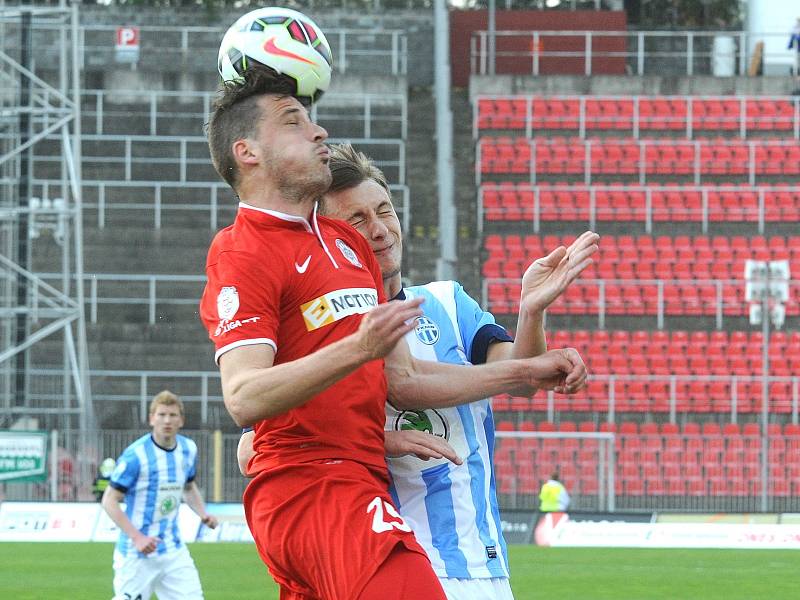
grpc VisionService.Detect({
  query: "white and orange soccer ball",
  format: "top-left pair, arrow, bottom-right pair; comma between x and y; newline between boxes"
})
217,7 -> 333,104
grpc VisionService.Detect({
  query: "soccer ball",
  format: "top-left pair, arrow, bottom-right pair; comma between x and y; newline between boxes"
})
218,7 -> 333,104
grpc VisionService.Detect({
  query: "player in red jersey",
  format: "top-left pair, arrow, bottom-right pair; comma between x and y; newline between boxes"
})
201,66 -> 587,600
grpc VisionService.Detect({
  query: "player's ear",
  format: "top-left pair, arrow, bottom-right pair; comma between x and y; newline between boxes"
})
232,138 -> 260,167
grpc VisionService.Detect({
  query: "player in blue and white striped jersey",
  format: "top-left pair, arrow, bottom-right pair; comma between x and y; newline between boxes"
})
102,390 -> 218,600
323,144 -> 598,599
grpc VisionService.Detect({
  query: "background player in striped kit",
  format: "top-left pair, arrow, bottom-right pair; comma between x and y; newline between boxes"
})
239,143 -> 598,599
102,390 -> 218,600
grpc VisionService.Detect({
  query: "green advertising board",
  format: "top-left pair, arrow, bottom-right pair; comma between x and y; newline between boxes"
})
0,431 -> 48,482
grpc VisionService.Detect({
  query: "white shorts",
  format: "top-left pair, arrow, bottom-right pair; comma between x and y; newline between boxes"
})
112,545 -> 203,600
439,577 -> 515,600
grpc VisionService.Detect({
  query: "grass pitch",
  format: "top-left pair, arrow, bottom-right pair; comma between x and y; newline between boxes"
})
0,542 -> 797,599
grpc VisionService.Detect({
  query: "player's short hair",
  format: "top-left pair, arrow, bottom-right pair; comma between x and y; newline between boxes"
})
149,390 -> 184,417
328,143 -> 391,194
321,143 -> 392,215
206,65 -> 298,191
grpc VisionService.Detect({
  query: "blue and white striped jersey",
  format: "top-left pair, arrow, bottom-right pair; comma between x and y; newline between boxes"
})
386,280 -> 512,580
109,433 -> 198,557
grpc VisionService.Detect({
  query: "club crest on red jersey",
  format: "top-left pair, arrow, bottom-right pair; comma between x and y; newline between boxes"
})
335,239 -> 362,268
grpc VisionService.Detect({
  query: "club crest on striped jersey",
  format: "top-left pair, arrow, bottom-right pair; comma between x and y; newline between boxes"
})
393,409 -> 449,440
414,316 -> 439,345
335,239 -> 362,268
217,286 -> 239,320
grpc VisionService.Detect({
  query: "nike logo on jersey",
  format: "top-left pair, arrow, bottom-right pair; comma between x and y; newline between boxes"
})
262,37 -> 315,65
295,256 -> 311,273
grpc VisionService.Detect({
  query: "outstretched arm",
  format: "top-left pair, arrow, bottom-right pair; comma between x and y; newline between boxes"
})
386,339 -> 587,410
488,231 -> 599,362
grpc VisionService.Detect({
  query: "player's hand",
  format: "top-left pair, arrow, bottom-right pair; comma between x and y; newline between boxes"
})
517,348 -> 588,395
355,298 -> 424,361
384,430 -> 463,465
133,533 -> 160,555
519,231 -> 599,315
201,514 -> 219,529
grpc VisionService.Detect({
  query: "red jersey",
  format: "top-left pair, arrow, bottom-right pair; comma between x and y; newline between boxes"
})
200,202 -> 388,474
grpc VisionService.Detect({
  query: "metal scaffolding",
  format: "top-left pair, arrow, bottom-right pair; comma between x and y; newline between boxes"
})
0,2 -> 93,447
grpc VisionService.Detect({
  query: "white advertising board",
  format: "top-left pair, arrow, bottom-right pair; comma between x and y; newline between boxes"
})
0,502 -> 99,542
541,515 -> 800,549
0,502 -> 249,543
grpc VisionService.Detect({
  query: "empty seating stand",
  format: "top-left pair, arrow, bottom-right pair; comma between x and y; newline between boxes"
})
475,95 -> 800,138
477,137 -> 800,183
479,183 -> 800,225
482,235 -> 800,316
483,234 -> 800,317
493,420 -> 800,499
489,329 -> 800,415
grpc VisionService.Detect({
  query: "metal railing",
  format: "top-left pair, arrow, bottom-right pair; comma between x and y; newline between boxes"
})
0,428 -> 245,504
477,183 -> 800,235
481,277 -> 800,329
473,94 -> 800,140
80,89 -> 408,140
9,424 -> 796,512
476,137 -> 800,185
471,30 -> 796,77
19,368 -> 799,428
19,178 -> 410,232
0,24 -> 408,76
504,374 -> 800,425
4,133 -> 406,185
33,238 -> 428,322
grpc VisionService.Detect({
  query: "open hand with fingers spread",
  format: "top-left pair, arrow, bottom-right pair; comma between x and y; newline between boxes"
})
520,231 -> 599,315
355,297 -> 424,361
515,348 -> 588,396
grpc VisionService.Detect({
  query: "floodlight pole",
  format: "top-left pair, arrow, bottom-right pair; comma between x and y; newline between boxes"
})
746,259 -> 789,513
759,285 -> 769,513
433,0 -> 457,281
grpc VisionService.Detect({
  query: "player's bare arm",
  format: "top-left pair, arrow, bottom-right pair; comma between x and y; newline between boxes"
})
384,430 -> 463,464
183,481 -> 219,529
386,340 -> 588,410
101,486 -> 160,555
488,230 -> 600,362
220,297 -> 424,426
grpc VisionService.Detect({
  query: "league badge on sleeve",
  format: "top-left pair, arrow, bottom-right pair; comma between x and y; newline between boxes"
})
217,286 -> 240,321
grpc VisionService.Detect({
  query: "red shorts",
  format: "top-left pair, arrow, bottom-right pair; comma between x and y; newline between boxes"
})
243,459 -> 436,600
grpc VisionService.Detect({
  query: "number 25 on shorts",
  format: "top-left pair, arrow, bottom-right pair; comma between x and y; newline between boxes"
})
367,497 -> 412,533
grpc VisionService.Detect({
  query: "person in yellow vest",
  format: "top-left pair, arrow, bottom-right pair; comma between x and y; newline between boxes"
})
539,471 -> 570,512
92,457 -> 116,502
